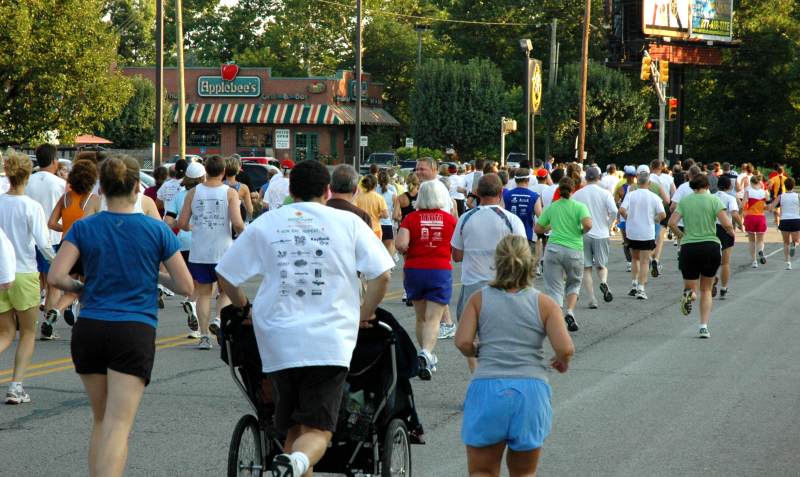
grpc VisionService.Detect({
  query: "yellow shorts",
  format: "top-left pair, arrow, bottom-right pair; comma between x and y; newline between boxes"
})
0,273 -> 41,313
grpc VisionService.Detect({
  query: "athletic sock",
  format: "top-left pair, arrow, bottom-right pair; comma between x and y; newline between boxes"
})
290,452 -> 310,475
699,324 -> 708,330
566,308 -> 574,316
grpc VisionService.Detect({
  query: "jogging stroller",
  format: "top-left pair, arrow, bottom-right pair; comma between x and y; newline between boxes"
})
220,305 -> 424,477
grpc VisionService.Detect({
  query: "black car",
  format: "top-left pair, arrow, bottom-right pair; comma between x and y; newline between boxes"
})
360,152 -> 398,174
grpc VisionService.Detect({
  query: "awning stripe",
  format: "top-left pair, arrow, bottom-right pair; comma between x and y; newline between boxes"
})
171,103 -> 396,126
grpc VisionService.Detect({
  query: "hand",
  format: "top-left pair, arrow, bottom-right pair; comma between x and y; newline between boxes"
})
359,318 -> 375,329
551,357 -> 569,373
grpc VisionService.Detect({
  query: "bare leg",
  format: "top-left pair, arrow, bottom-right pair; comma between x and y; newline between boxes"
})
80,373 -> 108,477
597,265 -> 608,284
194,282 -> 213,335
782,231 -> 791,261
283,425 -> 333,477
631,249 -> 640,284
581,268 -> 595,304
698,276 -> 715,326
214,287 -> 230,319
720,248 -> 732,288
756,232 -> 766,256
0,311 -> 15,355
748,232 -> 756,262
506,447 -> 543,477
94,370 -> 146,477
416,300 -> 445,353
564,293 -> 579,312
636,251 -> 650,288
12,307 -> 38,382
466,442 -> 506,477
654,226 -> 666,263
441,305 -> 454,326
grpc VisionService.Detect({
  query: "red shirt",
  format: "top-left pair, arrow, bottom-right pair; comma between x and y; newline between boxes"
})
400,209 -> 456,270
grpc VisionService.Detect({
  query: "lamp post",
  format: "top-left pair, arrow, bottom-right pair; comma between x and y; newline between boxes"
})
519,39 -> 533,165
154,0 -> 163,168
354,0 -> 362,169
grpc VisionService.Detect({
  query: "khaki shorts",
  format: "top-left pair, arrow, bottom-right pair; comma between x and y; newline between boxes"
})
0,273 -> 40,313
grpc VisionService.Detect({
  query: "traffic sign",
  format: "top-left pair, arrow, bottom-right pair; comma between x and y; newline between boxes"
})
405,137 -> 414,149
275,129 -> 290,149
531,59 -> 543,114
360,136 -> 368,147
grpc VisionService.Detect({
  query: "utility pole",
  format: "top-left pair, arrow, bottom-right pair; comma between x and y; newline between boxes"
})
577,0 -> 591,163
354,0 -> 362,169
545,19 -> 557,161
175,0 -> 186,161
414,25 -> 429,160
658,80 -> 666,164
154,0 -> 163,168
520,39 -> 532,165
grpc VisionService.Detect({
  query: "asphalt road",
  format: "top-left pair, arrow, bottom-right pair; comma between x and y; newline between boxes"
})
2,226 -> 799,476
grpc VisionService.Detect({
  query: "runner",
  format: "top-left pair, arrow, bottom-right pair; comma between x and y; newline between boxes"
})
327,165 -> 372,226
770,177 -> 800,270
48,154 -> 193,475
0,150 -> 56,404
354,174 -> 389,239
164,162 -> 207,338
502,168 -> 542,257
143,166 -> 168,217
649,159 -> 675,277
768,165 -> 788,225
534,177 -> 592,331
614,166 -> 637,271
224,156 -> 254,223
455,235 -> 574,477
742,175 -> 769,268
177,155 -> 244,350
670,165 -> 702,250
668,173 -> 735,338
157,159 -> 188,211
619,171 -> 666,300
396,180 -> 457,380
450,164 -> 467,216
216,160 -> 392,477
377,169 -> 401,261
266,159 -> 293,210
573,166 -> 618,309
452,174 -> 526,370
398,173 -> 420,307
713,175 -> 743,298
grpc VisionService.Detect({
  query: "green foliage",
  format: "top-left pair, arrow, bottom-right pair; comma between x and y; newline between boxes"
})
100,76 -> 173,149
410,58 -> 506,157
542,62 -> 650,163
104,0 -> 155,65
0,0 -> 133,145
396,146 -> 445,162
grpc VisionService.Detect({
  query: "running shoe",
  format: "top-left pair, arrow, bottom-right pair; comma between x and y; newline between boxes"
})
786,261 -> 792,270
650,259 -> 659,278
536,261 -> 543,277
588,301 -> 599,309
437,323 -> 456,340
393,252 -> 401,263
626,262 -> 632,272
186,330 -> 202,339
720,288 -> 728,300
711,277 -> 719,298
628,285 -> 637,297
160,286 -> 175,297
157,288 -> 165,309
417,350 -> 437,380
5,383 -> 30,405
599,282 -> 613,302
209,317 -> 221,336
39,290 -> 45,311
636,289 -> 648,300
564,313 -> 579,332
197,336 -> 212,350
271,453 -> 302,477
40,309 -> 60,340
698,327 -> 711,339
182,301 -> 198,331
63,302 -> 76,326
667,230 -> 673,240
680,289 -> 694,316
751,260 -> 758,269
791,242 -> 796,258
758,250 -> 767,265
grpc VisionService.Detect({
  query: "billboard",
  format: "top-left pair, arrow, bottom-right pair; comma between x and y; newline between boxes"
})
643,0 -> 691,38
689,0 -> 734,41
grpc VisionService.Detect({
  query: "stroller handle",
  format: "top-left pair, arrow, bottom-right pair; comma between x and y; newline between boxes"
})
374,320 -> 393,333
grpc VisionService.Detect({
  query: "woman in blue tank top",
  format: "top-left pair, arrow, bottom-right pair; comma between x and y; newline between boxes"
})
455,235 -> 575,477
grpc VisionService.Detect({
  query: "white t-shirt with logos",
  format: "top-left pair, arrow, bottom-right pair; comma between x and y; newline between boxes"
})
573,183 -> 618,239
157,178 -> 183,204
267,174 -> 290,210
0,194 -> 54,273
0,228 -> 15,286
215,201 -> 393,373
450,205 -> 526,285
25,171 -> 66,244
620,189 -> 665,241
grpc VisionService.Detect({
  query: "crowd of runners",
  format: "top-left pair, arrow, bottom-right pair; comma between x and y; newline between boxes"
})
0,144 -> 797,476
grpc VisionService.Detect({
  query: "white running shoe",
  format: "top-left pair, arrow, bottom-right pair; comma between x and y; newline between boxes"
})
626,262 -> 632,272
271,453 -> 303,477
786,261 -> 792,270
636,289 -> 648,300
186,330 -> 202,339
437,323 -> 456,340
698,327 -> 711,339
209,317 -> 221,336
197,336 -> 213,350
751,260 -> 758,269
5,383 -> 31,404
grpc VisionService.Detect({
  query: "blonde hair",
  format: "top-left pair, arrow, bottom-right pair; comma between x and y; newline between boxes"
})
3,149 -> 33,187
489,235 -> 535,290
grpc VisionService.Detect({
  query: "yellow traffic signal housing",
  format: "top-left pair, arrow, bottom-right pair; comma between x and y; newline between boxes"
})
668,97 -> 678,121
640,55 -> 652,81
659,60 -> 669,84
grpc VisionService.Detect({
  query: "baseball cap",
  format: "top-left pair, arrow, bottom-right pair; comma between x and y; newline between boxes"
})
185,162 -> 206,179
585,166 -> 601,180
174,158 -> 188,174
280,159 -> 295,170
515,168 -> 531,179
637,164 -> 650,174
535,168 -> 549,178
624,165 -> 636,176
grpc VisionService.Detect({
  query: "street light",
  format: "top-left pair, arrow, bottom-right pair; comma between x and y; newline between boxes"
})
520,39 -> 533,165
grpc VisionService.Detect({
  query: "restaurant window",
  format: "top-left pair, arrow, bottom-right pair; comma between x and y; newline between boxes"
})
187,126 -> 221,147
237,126 -> 273,148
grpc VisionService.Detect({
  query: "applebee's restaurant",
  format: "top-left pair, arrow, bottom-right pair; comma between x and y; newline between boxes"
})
123,65 -> 400,162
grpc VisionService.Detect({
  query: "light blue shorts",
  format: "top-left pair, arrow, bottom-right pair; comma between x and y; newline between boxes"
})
461,378 -> 552,451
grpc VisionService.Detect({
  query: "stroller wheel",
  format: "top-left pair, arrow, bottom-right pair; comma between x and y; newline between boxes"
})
381,419 -> 412,477
228,414 -> 263,477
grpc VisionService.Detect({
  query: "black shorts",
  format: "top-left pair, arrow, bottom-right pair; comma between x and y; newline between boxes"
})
679,241 -> 721,280
380,224 -> 394,240
268,366 -> 348,433
455,199 -> 466,217
536,233 -> 549,246
180,250 -> 190,264
716,224 -> 735,250
660,209 -> 671,227
71,318 -> 156,385
778,218 -> 800,232
628,239 -> 656,251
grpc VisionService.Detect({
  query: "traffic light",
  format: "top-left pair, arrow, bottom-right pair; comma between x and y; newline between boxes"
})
668,97 -> 678,121
640,55 -> 652,81
645,119 -> 658,132
659,60 -> 669,84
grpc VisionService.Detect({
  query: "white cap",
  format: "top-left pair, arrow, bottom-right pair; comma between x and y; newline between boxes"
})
636,165 -> 650,174
185,162 -> 206,179
624,165 -> 636,176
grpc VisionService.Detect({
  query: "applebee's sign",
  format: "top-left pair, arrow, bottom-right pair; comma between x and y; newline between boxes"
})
198,63 -> 261,97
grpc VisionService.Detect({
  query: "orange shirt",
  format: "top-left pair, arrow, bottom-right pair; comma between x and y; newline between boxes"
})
354,191 -> 388,238
61,190 -> 91,234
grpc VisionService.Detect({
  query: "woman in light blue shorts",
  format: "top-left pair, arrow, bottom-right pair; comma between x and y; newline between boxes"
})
455,235 -> 575,476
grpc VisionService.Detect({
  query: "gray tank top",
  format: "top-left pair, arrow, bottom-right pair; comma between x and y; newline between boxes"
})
472,286 -> 550,383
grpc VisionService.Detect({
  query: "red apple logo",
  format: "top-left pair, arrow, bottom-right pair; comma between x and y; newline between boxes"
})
221,63 -> 239,81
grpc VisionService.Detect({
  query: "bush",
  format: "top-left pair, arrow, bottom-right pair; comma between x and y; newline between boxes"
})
395,146 -> 445,162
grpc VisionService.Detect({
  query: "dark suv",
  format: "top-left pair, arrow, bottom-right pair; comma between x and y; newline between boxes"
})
360,152 -> 398,174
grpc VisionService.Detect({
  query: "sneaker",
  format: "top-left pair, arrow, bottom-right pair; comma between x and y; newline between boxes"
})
711,277 -> 719,298
720,287 -> 728,300
628,285 -> 637,297
786,261 -> 792,270
758,250 -> 767,265
5,383 -> 30,405
626,262 -> 632,272
209,317 -> 221,336
564,313 -> 579,332
404,292 -> 414,307
698,327 -> 711,339
197,336 -> 212,350
791,242 -> 796,258
160,286 -> 175,297
63,302 -> 76,326
536,262 -> 543,277
636,289 -> 648,300
271,453 -> 302,477
599,282 -> 613,302
417,350 -> 437,380
650,259 -> 659,278
40,309 -> 60,340
393,252 -> 401,263
667,230 -> 673,240
182,301 -> 198,331
157,288 -> 165,309
751,260 -> 758,269
39,291 -> 45,311
186,330 -> 202,339
588,301 -> 599,309
680,289 -> 694,316
437,323 -> 456,340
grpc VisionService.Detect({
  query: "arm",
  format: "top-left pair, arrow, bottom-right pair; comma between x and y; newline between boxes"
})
241,185 -> 254,219
668,209 -> 683,238
360,271 -> 391,325
379,200 -> 390,220
395,227 -> 410,254
581,216 -> 592,234
47,241 -> 83,293
534,197 -> 542,217
177,188 -> 195,232
454,291 -> 481,357
450,199 -> 459,219
533,222 -> 550,234
141,195 -> 161,219
392,194 -> 402,221
718,209 -> 735,237
731,210 -> 744,230
452,247 -> 464,263
83,195 -> 100,218
540,293 -> 574,373
159,251 -> 194,297
48,194 -> 66,232
228,188 -> 245,234
655,211 -> 667,223
218,273 -> 249,308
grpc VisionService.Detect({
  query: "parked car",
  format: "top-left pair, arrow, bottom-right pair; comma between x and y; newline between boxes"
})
241,156 -> 279,168
168,154 -> 203,164
239,162 -> 272,192
139,171 -> 156,189
505,152 -> 527,169
359,152 -> 398,174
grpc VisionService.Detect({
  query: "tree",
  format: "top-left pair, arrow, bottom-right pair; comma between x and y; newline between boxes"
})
541,62 -> 649,163
410,58 -> 506,156
104,0 -> 155,65
0,0 -> 133,145
100,76 -> 173,149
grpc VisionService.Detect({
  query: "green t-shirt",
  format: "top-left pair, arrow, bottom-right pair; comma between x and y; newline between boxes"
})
538,198 -> 591,251
676,192 -> 725,245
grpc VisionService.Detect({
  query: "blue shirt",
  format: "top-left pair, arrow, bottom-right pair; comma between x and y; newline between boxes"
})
503,187 -> 539,240
167,189 -> 192,251
65,212 -> 181,328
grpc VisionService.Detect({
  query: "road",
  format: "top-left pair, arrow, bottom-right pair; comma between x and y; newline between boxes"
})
2,227 -> 799,476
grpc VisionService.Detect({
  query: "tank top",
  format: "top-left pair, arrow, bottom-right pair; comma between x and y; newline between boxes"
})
744,187 -> 766,216
400,191 -> 417,221
472,287 -> 549,383
189,183 -> 232,264
100,193 -> 144,214
61,191 -> 91,235
780,192 -> 800,220
377,185 -> 395,226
